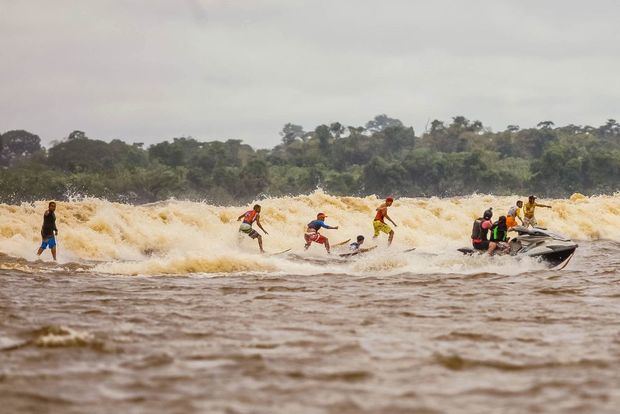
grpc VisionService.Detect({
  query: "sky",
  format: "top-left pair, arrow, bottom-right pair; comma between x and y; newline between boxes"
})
1,0 -> 619,148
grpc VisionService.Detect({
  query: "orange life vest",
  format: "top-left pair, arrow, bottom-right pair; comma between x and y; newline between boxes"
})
243,210 -> 258,224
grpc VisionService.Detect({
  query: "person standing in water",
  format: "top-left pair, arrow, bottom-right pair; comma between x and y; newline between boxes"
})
373,197 -> 397,246
237,204 -> 268,253
304,213 -> 338,254
506,200 -> 524,229
523,195 -> 551,228
37,201 -> 58,261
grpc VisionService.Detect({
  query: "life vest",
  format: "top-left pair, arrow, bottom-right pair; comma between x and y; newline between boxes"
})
243,210 -> 258,224
41,211 -> 57,237
471,218 -> 490,241
490,221 -> 508,242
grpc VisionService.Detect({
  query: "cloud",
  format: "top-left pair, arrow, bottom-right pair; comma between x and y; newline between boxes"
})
0,0 -> 618,147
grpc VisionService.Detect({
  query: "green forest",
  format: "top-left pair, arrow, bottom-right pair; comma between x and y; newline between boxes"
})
1,115 -> 619,204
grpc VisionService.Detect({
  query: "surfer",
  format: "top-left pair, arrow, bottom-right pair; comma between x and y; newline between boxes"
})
349,235 -> 365,252
36,201 -> 58,261
237,204 -> 268,253
304,213 -> 338,254
373,197 -> 397,246
523,195 -> 551,227
471,208 -> 493,251
506,200 -> 524,229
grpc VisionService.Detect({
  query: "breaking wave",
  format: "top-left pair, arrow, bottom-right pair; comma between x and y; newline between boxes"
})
0,190 -> 618,275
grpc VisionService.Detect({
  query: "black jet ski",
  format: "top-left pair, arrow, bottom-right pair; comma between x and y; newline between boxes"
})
458,226 -> 578,268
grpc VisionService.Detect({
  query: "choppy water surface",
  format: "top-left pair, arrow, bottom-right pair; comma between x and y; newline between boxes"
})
1,193 -> 620,413
1,240 -> 620,414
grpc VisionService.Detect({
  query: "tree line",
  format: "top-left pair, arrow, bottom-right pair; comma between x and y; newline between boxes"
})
1,115 -> 619,204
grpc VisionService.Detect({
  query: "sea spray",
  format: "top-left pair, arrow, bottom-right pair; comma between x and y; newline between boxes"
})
0,190 -> 618,275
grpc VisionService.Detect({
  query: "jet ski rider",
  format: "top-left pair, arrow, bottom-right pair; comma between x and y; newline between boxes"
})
471,208 -> 494,251
488,215 -> 510,255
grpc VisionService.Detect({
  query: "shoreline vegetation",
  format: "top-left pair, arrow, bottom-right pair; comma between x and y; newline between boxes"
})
1,115 -> 619,204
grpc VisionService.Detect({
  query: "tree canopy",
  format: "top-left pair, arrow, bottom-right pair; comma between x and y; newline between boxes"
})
1,116 -> 619,204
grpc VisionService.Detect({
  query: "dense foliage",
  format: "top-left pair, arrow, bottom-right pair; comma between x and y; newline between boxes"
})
1,116 -> 619,204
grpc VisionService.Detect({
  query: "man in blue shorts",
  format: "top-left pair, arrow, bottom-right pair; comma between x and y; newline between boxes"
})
37,201 -> 58,261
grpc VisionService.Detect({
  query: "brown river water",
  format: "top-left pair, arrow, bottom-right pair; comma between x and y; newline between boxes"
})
1,193 -> 620,413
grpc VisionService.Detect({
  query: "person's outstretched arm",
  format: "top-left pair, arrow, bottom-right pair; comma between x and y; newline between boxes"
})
385,213 -> 397,227
256,217 -> 268,234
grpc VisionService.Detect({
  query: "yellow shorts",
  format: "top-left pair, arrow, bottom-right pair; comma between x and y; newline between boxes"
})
373,220 -> 392,237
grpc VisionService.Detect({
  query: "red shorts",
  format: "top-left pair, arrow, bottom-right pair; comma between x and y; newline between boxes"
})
304,232 -> 326,244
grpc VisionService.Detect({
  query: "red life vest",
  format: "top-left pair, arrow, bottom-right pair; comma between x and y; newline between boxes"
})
243,210 -> 258,224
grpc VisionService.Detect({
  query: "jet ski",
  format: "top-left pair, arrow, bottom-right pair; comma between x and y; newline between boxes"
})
458,226 -> 578,268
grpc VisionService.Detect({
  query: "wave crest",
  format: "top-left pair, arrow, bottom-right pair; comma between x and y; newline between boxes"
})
1,191 -> 618,275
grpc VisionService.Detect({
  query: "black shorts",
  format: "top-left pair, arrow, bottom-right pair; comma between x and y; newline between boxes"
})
473,240 -> 490,250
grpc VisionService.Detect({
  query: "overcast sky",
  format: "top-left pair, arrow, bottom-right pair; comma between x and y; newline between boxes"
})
1,0 -> 619,148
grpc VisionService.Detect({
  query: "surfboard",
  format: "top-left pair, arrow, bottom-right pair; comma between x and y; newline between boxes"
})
269,248 -> 292,256
288,254 -> 348,265
333,239 -> 351,247
339,245 -> 377,258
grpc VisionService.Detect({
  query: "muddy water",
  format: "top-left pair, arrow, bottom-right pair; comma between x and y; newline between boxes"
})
1,241 -> 619,414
